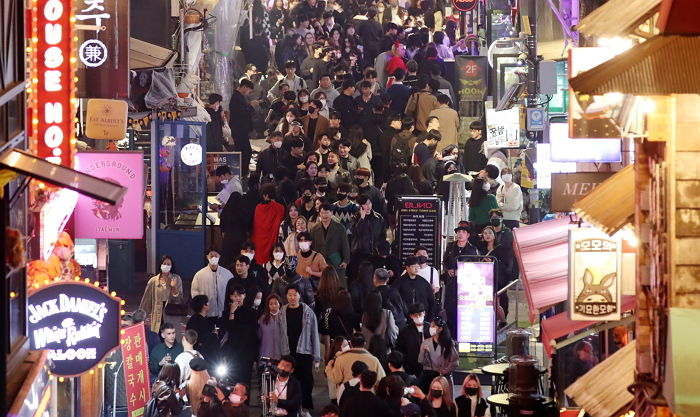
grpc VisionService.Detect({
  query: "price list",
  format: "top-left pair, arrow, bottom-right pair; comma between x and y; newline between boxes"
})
456,262 -> 496,356
397,196 -> 442,269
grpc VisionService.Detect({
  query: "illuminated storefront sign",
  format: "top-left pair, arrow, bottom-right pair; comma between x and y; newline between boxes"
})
38,188 -> 79,260
549,122 -> 622,163
568,228 -> 622,321
28,281 -> 121,376
29,0 -> 77,167
456,262 -> 495,356
121,323 -> 151,415
74,152 -> 144,239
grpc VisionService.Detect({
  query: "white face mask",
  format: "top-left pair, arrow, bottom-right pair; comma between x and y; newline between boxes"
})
253,298 -> 262,307
320,99 -> 327,107
229,394 -> 242,404
273,252 -> 285,261
443,155 -> 455,161
160,264 -> 172,273
221,179 -> 229,184
286,116 -> 295,123
273,140 -> 283,149
299,241 -> 311,251
482,181 -> 491,191
413,316 -> 424,326
299,96 -> 309,103
209,256 -> 220,266
501,174 -> 512,183
429,327 -> 438,336
244,252 -> 255,261
341,344 -> 351,352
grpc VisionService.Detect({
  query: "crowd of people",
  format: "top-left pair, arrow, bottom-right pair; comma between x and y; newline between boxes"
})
138,0 -> 530,415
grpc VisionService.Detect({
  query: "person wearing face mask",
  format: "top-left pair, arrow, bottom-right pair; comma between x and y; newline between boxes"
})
205,93 -> 226,152
495,167 -> 523,230
281,138 -> 308,180
414,247 -> 440,294
294,232 -> 328,290
285,120 -> 312,152
258,293 -> 284,362
296,183 -> 318,221
226,255 -> 262,304
220,285 -> 259,390
192,248 -> 234,323
222,383 -> 251,417
301,100 -> 329,146
262,355 -> 303,417
330,182 -> 360,235
455,374 -> 491,417
468,178 -> 500,234
265,244 -> 288,287
410,376 -> 457,417
251,183 -> 286,266
418,318 -> 459,392
395,303 -> 431,378
140,255 -> 185,334
349,194 -> 388,280
258,131 -> 286,180
353,167 -> 387,217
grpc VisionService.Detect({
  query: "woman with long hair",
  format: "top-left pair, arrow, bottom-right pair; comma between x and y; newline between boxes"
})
456,374 -> 491,417
347,125 -> 372,173
327,288 -> 361,341
258,293 -> 284,360
350,260 -> 377,313
297,88 -> 312,115
418,318 -> 459,392
186,365 -> 211,416
283,216 -> 307,269
155,363 -> 181,389
468,178 -> 500,233
480,225 -> 513,326
317,267 -> 343,356
327,27 -> 343,49
264,243 -> 287,287
279,203 -> 300,240
361,291 -> 399,367
139,255 -> 184,335
424,376 -> 457,417
326,336 -> 350,403
407,164 -> 434,195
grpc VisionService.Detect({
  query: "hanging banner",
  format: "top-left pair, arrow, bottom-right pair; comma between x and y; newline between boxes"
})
452,0 -> 477,12
76,0 -> 130,98
486,107 -> 521,148
85,99 -> 129,139
29,0 -> 77,167
455,55 -> 488,102
27,281 -> 122,376
456,261 -> 496,356
568,228 -> 622,321
397,196 -> 443,270
121,322 -> 151,416
74,152 -> 144,239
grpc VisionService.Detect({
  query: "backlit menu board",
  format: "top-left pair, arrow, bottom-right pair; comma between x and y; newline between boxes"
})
397,196 -> 443,270
456,262 -> 495,356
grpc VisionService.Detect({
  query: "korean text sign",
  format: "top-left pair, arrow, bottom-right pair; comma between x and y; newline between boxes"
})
456,262 -> 495,356
27,281 -> 121,376
121,323 -> 151,415
74,152 -> 144,239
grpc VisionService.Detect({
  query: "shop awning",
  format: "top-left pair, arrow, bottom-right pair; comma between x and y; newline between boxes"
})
568,35 -> 700,95
513,217 -> 574,323
0,148 -> 126,204
575,0 -> 661,38
664,308 -> 700,415
541,296 -> 636,357
565,340 -> 636,417
572,165 -> 635,236
130,37 -> 178,69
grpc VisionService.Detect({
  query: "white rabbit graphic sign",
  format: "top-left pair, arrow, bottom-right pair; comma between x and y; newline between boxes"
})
568,228 -> 621,321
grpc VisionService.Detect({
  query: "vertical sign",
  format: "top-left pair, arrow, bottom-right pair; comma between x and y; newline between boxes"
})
397,196 -> 442,270
456,262 -> 495,356
486,107 -> 521,148
120,322 -> 151,416
29,0 -> 77,167
455,55 -> 488,102
76,0 -> 130,98
568,228 -> 622,321
74,151 -> 145,239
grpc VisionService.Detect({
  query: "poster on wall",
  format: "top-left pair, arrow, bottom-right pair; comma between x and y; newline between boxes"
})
74,152 -> 145,239
455,56 -> 488,102
568,228 -> 622,321
27,281 -> 122,376
456,262 -> 495,356
206,152 -> 242,193
397,196 -> 443,270
121,323 -> 151,416
486,107 -> 521,148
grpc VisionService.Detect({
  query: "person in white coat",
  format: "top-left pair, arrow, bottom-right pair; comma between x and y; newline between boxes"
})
190,248 -> 234,323
495,167 -> 523,229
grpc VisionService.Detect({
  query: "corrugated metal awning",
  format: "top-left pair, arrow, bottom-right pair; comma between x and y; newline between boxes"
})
568,35 -> 700,95
565,340 -> 635,417
575,0 -> 661,38
572,165 -> 635,236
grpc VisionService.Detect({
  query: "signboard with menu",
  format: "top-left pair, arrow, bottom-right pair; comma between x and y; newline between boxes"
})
456,262 -> 496,356
120,323 -> 151,415
397,196 -> 443,270
27,281 -> 122,376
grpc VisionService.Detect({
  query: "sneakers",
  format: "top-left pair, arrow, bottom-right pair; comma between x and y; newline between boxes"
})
300,410 -> 312,417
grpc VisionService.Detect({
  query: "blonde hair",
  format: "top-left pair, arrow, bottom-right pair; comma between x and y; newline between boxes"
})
186,369 -> 211,415
428,376 -> 455,411
461,373 -> 483,400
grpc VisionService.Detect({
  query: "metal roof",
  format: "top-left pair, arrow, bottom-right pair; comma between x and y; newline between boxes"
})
575,0 -> 661,38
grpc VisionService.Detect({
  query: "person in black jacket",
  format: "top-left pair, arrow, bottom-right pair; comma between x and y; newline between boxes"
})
354,167 -> 387,218
281,138 -> 307,180
462,120 -> 487,175
395,303 -> 431,378
349,195 -> 387,281
205,93 -> 226,152
228,79 -> 255,175
186,295 -> 220,365
357,7 -> 383,62
442,223 -> 479,335
372,267 -> 407,329
333,79 -> 359,128
258,131 -> 286,181
392,257 -> 436,319
455,374 -> 490,417
219,285 -> 259,389
265,355 -> 303,417
340,370 -> 391,417
226,255 -> 264,302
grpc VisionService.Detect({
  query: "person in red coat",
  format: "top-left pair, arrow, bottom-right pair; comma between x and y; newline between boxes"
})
252,183 -> 286,265
385,42 -> 407,78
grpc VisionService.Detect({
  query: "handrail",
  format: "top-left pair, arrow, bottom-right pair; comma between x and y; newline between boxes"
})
497,279 -> 520,296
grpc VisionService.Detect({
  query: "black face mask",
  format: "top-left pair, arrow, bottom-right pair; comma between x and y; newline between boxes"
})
336,193 -> 347,200
490,218 -> 502,227
465,387 -> 479,396
317,186 -> 328,193
278,369 -> 291,378
303,195 -> 312,202
353,177 -> 364,185
321,144 -> 330,150
430,390 -> 443,398
328,162 -> 337,169
417,255 -> 428,265
347,196 -> 356,201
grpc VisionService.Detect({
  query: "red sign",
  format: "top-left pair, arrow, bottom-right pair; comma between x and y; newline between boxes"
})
29,0 -> 77,167
121,323 -> 151,415
452,0 -> 477,12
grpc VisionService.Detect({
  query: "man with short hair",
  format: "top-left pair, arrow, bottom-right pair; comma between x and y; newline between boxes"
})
310,74 -> 340,108
355,80 -> 382,124
442,223 -> 478,333
463,120 -> 487,174
349,195 -> 387,280
334,80 -> 360,128
258,131 -> 285,180
191,248 -> 234,321
354,167 -> 386,217
387,68 -> 410,116
301,43 -> 326,89
148,322 -> 184,381
205,93 -> 225,152
326,332 -> 386,385
395,303 -> 431,378
428,93 -> 460,152
340,370 -> 390,417
393,256 -> 436,318
429,63 -> 456,107
226,255 -> 260,299
269,61 -> 308,100
372,267 -> 407,328
310,203 -> 350,286
337,139 -> 360,177
229,79 -> 256,175
221,285 -> 259,389
265,355 -> 303,417
132,309 -> 161,353
358,7 -> 383,61
174,329 -> 204,383
301,100 -> 330,146
387,351 -> 417,387
414,129 -> 441,188
223,383 -> 251,417
415,246 -> 440,294
336,361 -> 369,407
404,76 -> 439,134
331,182 -> 360,235
281,138 -> 307,179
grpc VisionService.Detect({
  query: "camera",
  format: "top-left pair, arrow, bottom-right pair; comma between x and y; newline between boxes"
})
260,357 -> 280,374
404,387 -> 415,395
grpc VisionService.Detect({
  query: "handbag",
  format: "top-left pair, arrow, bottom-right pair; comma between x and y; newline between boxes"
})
164,301 -> 188,316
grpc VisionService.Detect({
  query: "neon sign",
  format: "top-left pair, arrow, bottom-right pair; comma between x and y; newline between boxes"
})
456,262 -> 496,356
29,0 -> 77,167
39,188 -> 79,260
